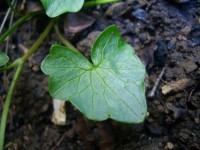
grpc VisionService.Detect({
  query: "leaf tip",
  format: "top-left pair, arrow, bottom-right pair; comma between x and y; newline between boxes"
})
0,51 -> 9,66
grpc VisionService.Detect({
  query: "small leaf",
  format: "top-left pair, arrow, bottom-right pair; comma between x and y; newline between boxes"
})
40,0 -> 84,18
0,51 -> 9,66
41,25 -> 146,123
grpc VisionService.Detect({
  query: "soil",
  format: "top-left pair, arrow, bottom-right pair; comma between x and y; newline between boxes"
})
0,0 -> 200,150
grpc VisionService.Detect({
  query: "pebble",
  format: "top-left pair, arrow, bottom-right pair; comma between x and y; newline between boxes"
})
157,105 -> 165,112
32,65 -> 40,72
165,142 -> 174,150
181,26 -> 191,35
194,118 -> 199,124
154,100 -> 161,105
181,59 -> 198,73
196,68 -> 200,75
138,32 -> 151,44
105,2 -> 128,18
40,104 -> 49,113
179,132 -> 189,141
132,8 -> 148,23
23,136 -> 29,142
167,41 -> 175,50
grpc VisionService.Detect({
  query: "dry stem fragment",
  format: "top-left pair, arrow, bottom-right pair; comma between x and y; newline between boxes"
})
161,78 -> 195,95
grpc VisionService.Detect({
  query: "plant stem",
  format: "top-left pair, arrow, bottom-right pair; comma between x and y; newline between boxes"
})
0,20 -> 54,149
4,0 -> 16,86
0,62 -> 24,150
84,0 -> 119,7
6,0 -> 16,13
0,20 -> 54,72
0,11 -> 44,43
54,24 -> 78,52
0,58 -> 23,72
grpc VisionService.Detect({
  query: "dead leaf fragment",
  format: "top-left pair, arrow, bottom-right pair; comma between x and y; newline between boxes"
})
51,99 -> 66,125
64,13 -> 95,37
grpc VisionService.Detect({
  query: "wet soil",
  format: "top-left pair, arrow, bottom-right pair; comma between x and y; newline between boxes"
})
0,0 -> 200,149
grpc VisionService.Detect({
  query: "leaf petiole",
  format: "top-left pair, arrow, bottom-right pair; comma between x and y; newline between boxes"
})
0,11 -> 44,43
84,0 -> 120,7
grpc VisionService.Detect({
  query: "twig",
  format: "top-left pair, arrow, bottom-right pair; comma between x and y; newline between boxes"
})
50,132 -> 67,150
187,88 -> 195,102
6,0 -> 17,13
148,67 -> 166,98
0,0 -> 13,34
18,44 -> 29,54
4,0 -> 17,87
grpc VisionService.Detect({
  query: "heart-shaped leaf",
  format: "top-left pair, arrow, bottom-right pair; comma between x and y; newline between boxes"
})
40,0 -> 84,18
0,51 -> 9,66
41,25 -> 146,123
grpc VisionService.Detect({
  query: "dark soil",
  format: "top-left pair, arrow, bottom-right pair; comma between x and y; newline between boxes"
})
0,0 -> 200,150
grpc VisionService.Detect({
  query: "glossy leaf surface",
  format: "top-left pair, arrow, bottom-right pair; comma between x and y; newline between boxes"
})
41,25 -> 146,123
40,0 -> 84,17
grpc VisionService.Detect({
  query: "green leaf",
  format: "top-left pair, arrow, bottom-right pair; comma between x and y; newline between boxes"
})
41,25 -> 146,123
0,51 -> 9,66
40,0 -> 84,18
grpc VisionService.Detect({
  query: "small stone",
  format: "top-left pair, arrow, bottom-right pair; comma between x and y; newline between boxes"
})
157,105 -> 165,112
181,26 -> 191,35
153,100 -> 160,105
167,41 -> 175,50
41,104 -> 49,113
23,136 -> 29,142
146,111 -> 150,117
181,59 -> 198,73
165,142 -> 174,150
194,118 -> 199,124
132,9 -> 148,23
179,132 -> 189,141
105,2 -> 128,18
196,68 -> 200,75
27,124 -> 32,130
138,32 -> 151,44
32,65 -> 40,72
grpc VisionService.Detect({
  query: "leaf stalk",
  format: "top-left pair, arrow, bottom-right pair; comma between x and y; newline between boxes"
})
0,62 -> 24,150
84,0 -> 120,7
0,11 -> 44,43
54,23 -> 78,52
